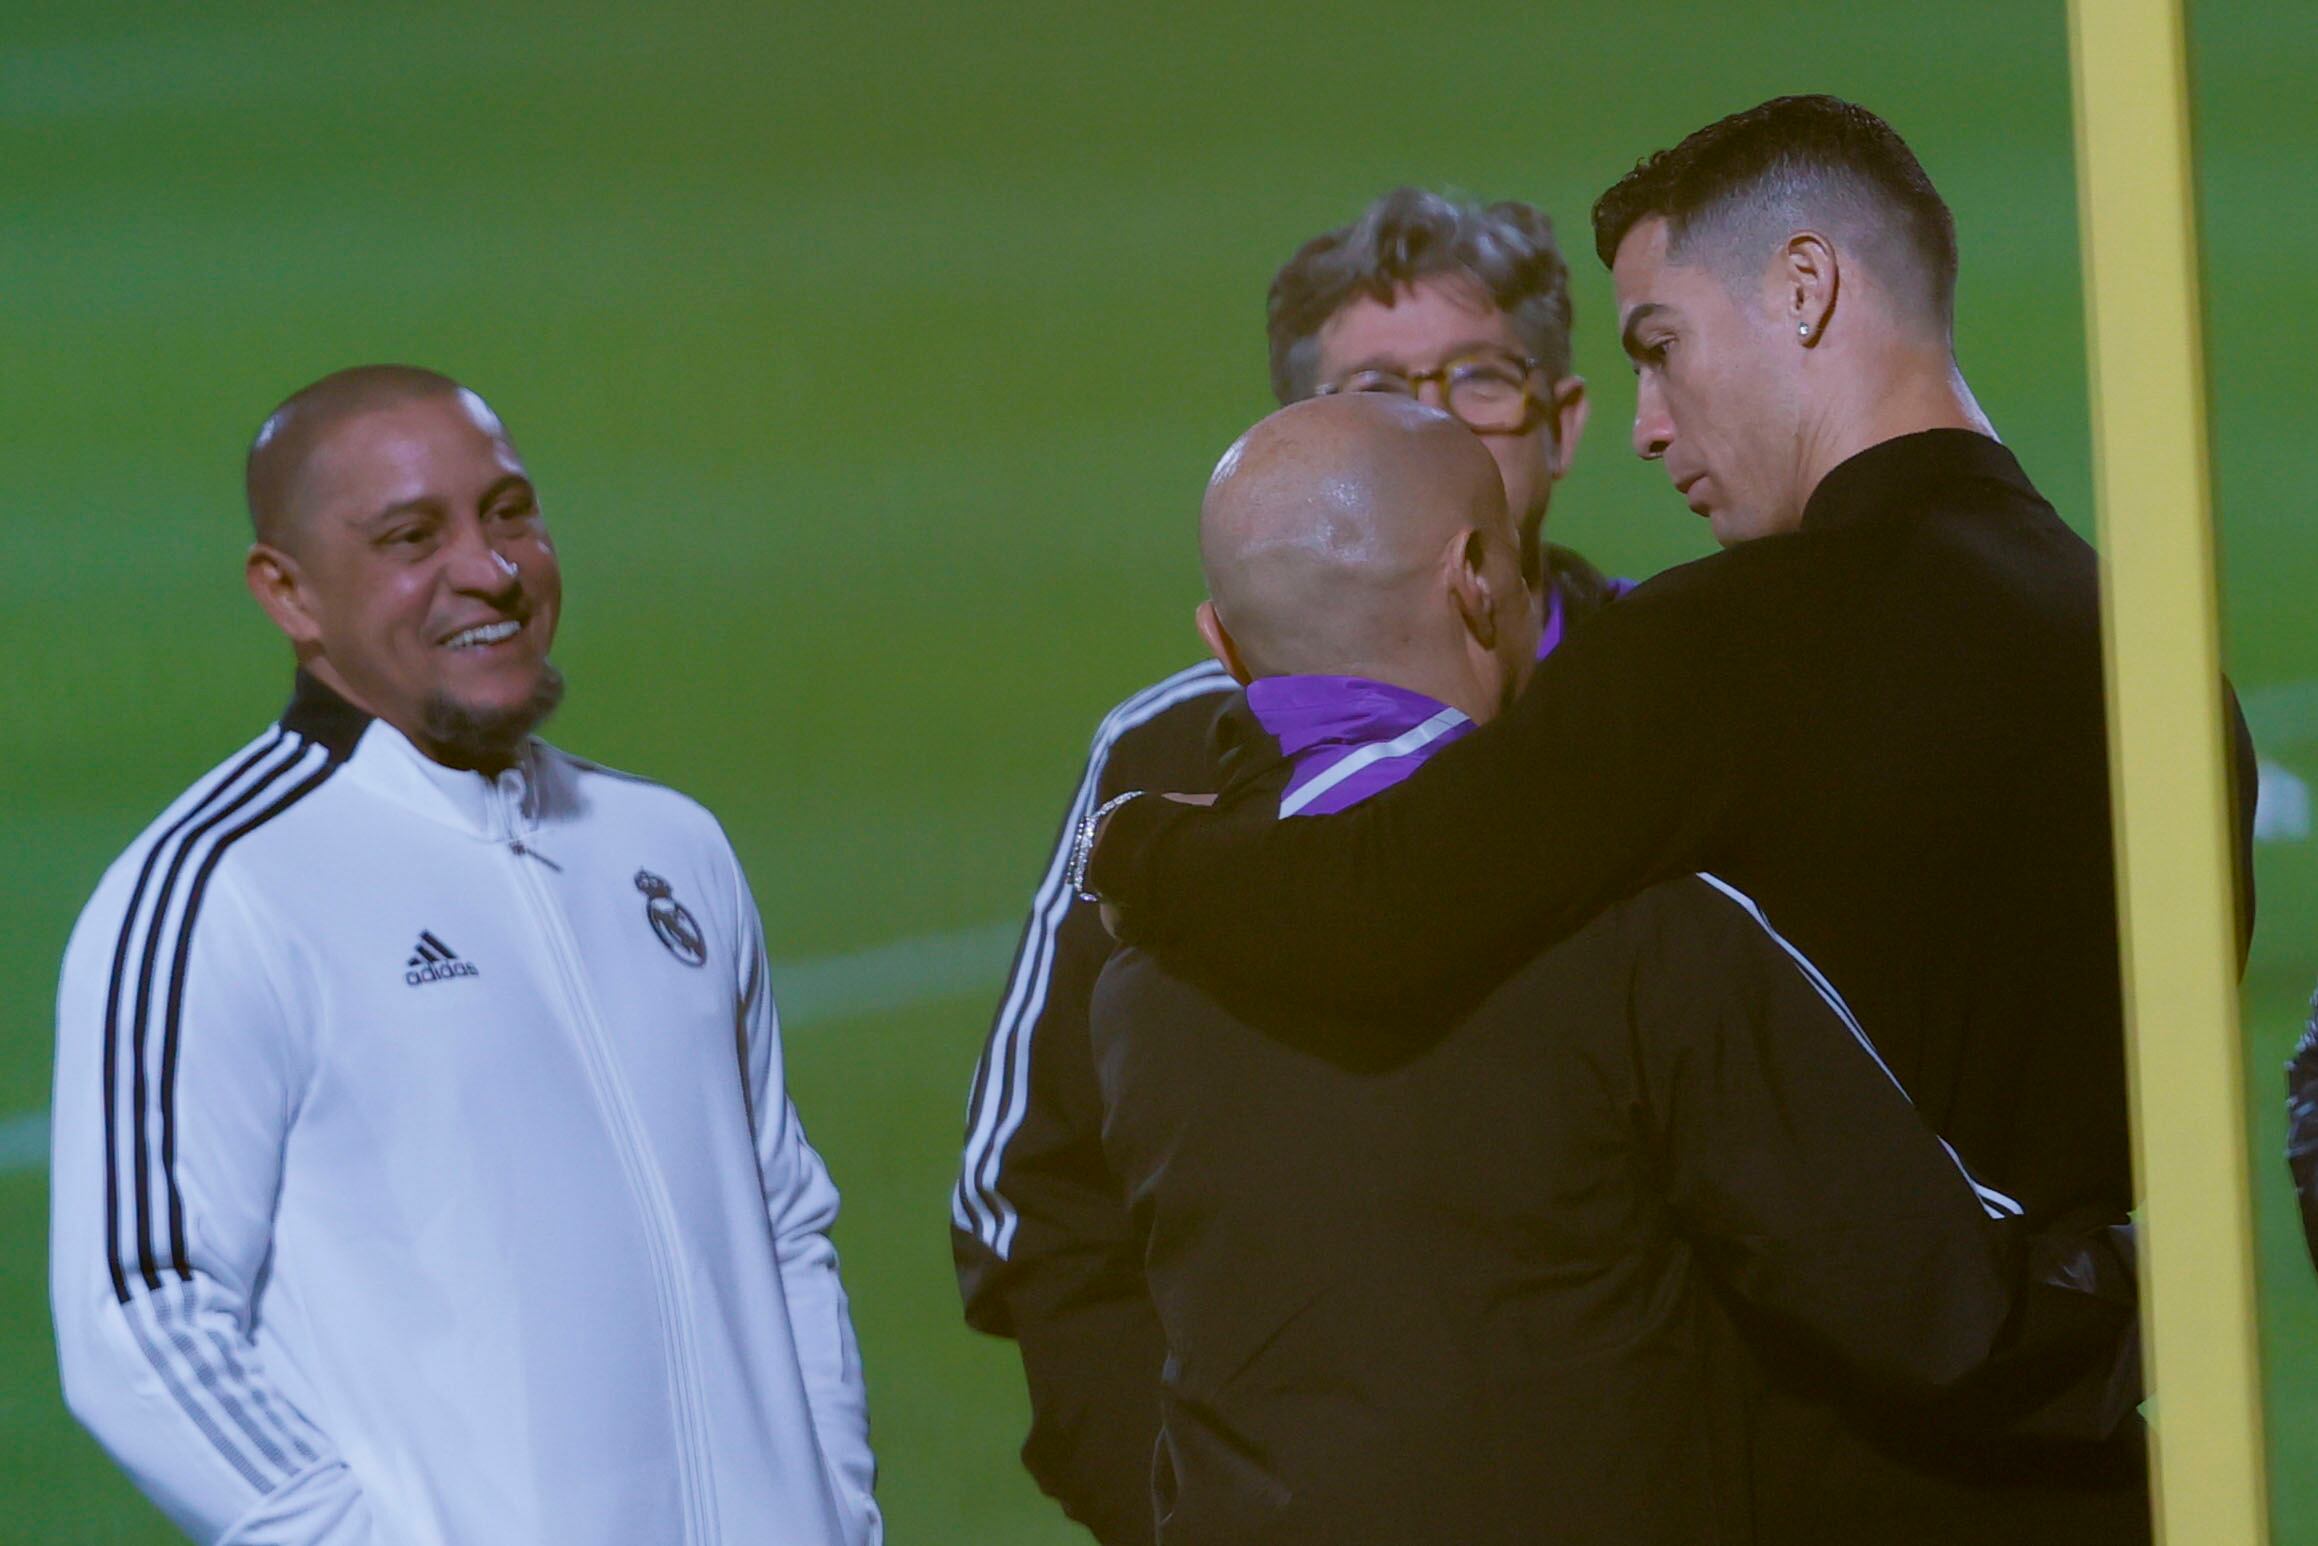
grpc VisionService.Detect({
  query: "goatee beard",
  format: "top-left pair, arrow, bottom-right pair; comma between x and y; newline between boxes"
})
420,664 -> 566,772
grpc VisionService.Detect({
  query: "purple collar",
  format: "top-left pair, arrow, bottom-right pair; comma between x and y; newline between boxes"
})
1244,675 -> 1473,817
1247,571 -> 1635,818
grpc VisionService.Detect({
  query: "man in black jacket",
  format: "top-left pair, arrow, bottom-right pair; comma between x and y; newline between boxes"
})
951,187 -> 1621,1543
1095,391 -> 2134,1545
1091,96 -> 2255,1543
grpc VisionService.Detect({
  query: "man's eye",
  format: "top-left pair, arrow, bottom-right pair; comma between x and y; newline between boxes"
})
1450,367 -> 1521,398
1344,372 -> 1413,396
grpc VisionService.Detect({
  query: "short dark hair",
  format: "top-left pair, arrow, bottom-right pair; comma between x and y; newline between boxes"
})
246,365 -> 476,545
1267,188 -> 1575,405
1591,95 -> 1958,329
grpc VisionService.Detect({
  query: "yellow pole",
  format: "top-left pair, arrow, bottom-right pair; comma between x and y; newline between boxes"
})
2067,2 -> 2267,1541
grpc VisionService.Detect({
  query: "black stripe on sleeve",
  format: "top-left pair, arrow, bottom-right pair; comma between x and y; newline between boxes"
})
99,732 -> 289,1303
121,739 -> 314,1294
157,752 -> 342,1282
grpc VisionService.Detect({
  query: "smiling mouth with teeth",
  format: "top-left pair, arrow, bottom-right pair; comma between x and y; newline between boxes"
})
445,619 -> 525,650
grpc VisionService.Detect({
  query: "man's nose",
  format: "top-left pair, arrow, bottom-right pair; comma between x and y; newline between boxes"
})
1631,379 -> 1673,462
444,520 -> 522,594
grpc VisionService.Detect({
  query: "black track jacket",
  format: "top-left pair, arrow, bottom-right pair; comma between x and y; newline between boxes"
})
1091,430 -> 2258,1542
954,554 -> 1619,1543
1093,872 -> 2138,1545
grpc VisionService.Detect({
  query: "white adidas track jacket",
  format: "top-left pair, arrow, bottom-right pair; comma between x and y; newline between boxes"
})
51,677 -> 880,1546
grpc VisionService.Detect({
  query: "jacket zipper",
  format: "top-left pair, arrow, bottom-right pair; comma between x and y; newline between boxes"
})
497,784 -> 720,1545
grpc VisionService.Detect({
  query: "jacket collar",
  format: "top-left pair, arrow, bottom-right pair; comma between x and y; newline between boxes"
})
281,668 -> 373,760
1243,674 -> 1473,818
280,670 -> 542,839
1245,675 -> 1465,761
1800,428 -> 2038,534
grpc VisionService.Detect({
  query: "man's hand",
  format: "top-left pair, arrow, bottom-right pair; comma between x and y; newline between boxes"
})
1094,793 -> 1216,940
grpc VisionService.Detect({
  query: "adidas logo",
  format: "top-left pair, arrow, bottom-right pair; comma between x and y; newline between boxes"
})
404,930 -> 480,988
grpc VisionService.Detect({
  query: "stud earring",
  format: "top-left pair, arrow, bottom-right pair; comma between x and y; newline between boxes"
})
1798,322 -> 1814,339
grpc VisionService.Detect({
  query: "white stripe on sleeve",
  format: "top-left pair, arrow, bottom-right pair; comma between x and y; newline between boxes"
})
1693,872 -> 2027,1221
954,662 -> 1237,1255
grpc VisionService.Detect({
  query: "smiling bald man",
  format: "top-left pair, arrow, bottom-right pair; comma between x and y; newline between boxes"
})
241,365 -> 566,771
51,366 -> 881,1546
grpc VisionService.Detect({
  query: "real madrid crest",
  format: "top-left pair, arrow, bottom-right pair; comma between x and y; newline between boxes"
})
635,870 -> 708,967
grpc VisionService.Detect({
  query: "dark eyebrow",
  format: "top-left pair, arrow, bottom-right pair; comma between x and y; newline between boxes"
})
357,495 -> 442,533
1345,339 -> 1521,375
356,474 -> 533,534
478,473 -> 534,508
1619,303 -> 1670,362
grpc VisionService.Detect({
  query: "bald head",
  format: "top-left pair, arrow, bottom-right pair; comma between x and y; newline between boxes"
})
1200,395 -> 1518,686
247,365 -> 502,548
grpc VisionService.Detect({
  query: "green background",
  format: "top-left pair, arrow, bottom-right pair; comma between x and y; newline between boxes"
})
3,1 -> 2312,1539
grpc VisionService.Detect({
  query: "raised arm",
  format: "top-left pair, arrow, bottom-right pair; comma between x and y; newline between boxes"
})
1089,581 -> 1748,1021
1630,878 -> 2135,1430
52,866 -> 372,1544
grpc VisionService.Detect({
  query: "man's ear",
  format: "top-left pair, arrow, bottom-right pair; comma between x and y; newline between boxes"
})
1779,230 -> 1840,344
1541,374 -> 1591,480
245,541 -> 325,650
1444,529 -> 1502,652
1194,600 -> 1253,686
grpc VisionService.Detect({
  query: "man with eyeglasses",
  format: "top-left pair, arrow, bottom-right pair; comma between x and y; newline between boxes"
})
950,187 -> 1618,1544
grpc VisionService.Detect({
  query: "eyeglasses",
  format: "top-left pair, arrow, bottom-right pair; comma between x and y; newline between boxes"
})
1314,352 -> 1543,434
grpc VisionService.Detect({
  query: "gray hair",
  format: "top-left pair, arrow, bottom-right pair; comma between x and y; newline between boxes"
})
1266,188 -> 1576,405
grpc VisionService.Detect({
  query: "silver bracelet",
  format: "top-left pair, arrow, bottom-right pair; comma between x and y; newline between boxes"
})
1068,790 -> 1147,903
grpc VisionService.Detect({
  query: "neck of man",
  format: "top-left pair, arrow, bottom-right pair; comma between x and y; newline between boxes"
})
293,655 -> 528,774
1243,581 -> 1502,727
1405,660 -> 1498,727
1794,338 -> 1995,515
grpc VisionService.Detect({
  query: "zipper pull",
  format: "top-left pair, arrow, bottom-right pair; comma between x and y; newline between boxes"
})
509,838 -> 564,872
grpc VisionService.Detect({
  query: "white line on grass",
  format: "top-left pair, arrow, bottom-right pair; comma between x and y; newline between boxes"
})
0,919 -> 1022,1178
0,1111 -> 47,1174
771,920 -> 1020,1028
